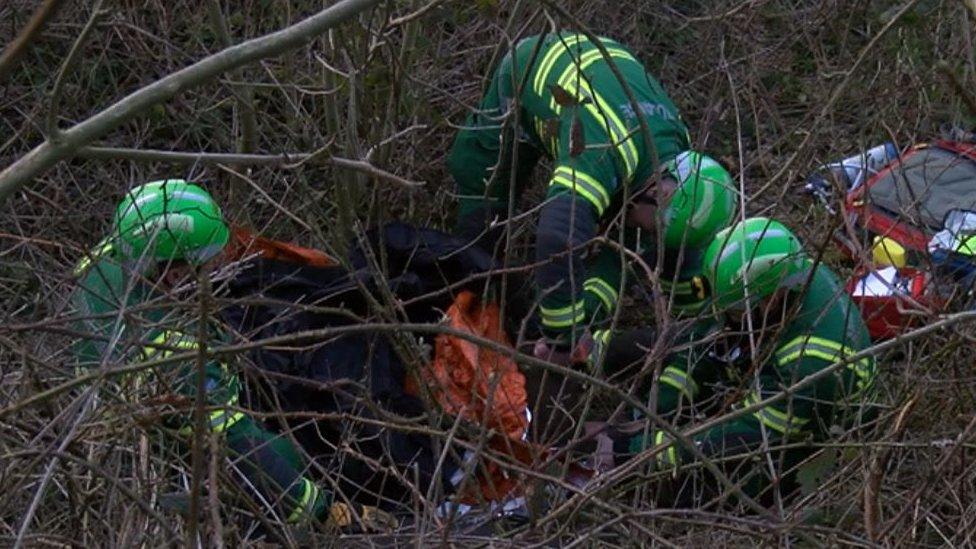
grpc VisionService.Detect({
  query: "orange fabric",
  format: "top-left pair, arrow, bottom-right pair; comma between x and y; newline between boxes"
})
404,291 -> 595,503
402,290 -> 538,503
414,290 -> 529,441
225,226 -> 335,267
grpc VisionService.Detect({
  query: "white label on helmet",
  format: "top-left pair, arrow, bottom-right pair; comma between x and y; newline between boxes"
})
133,213 -> 194,238
733,253 -> 789,285
169,189 -> 213,206
718,241 -> 742,263
118,192 -> 162,219
162,213 -> 194,233
673,151 -> 694,183
689,178 -> 715,229
746,228 -> 789,243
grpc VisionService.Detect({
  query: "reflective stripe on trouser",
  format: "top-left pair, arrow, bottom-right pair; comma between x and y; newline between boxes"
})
587,329 -> 612,367
626,430 -> 680,467
540,299 -> 587,329
653,430 -> 678,468
775,335 -> 875,395
659,365 -> 699,401
584,277 -> 619,311
287,477 -> 322,523
741,391 -> 809,436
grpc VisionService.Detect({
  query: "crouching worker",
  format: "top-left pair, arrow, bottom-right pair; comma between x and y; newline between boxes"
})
595,218 -> 878,505
447,32 -> 737,362
71,179 -> 395,532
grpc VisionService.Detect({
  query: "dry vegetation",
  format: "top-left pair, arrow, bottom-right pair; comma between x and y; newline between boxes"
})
1,0 -> 976,546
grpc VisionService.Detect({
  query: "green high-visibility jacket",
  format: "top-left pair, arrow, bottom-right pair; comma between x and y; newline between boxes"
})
598,264 -> 877,497
71,257 -> 332,523
448,32 -> 703,344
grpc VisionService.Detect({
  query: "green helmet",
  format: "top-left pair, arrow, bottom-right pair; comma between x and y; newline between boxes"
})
702,217 -> 809,310
661,151 -> 737,250
115,179 -> 229,264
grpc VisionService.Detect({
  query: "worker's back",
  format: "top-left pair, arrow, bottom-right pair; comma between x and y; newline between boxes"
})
497,32 -> 691,187
759,263 -> 877,438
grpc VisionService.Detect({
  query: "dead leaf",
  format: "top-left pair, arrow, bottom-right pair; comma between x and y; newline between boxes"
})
570,114 -> 585,157
550,83 -> 578,107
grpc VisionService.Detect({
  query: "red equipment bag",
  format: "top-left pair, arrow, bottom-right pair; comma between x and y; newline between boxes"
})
840,141 -> 976,258
834,141 -> 976,339
845,267 -> 934,340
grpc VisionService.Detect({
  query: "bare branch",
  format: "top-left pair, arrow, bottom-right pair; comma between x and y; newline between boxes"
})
205,0 -> 259,153
46,0 -> 107,140
0,0 -> 64,83
74,145 -> 426,188
0,0 -> 385,205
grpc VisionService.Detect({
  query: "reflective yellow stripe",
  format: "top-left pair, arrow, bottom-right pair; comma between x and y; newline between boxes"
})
659,365 -> 699,400
540,299 -> 587,328
775,335 -> 875,395
567,82 -> 638,179
550,47 -> 634,112
583,277 -> 618,311
557,72 -> 639,180
660,278 -> 694,295
777,335 -> 843,356
177,396 -> 243,436
550,166 -> 611,214
588,329 -> 612,367
778,347 -> 842,365
74,238 -> 116,277
143,330 -> 200,360
654,430 -> 678,467
743,392 -> 808,436
209,410 -> 244,434
589,91 -> 639,179
287,478 -> 320,523
533,35 -> 589,97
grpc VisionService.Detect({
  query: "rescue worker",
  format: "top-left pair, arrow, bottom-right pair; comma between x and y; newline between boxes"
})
596,217 -> 878,502
447,31 -> 737,359
71,179 -> 395,531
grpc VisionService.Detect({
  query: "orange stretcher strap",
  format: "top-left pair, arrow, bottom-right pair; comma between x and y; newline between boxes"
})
225,226 -> 335,267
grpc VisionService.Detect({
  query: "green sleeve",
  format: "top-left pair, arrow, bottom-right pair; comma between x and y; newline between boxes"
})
72,262 -> 336,523
148,330 -> 334,524
535,102 -> 624,342
650,244 -> 709,316
634,336 -> 875,467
